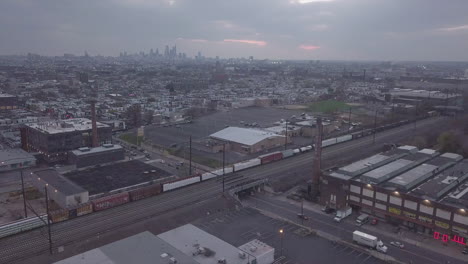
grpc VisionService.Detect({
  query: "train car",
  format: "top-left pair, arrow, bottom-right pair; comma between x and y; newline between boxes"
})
322,138 -> 337,147
162,176 -> 200,192
76,203 -> 93,216
49,209 -> 69,223
0,215 -> 48,239
293,148 -> 301,154
129,184 -> 162,201
258,151 -> 283,165
281,149 -> 295,158
233,158 -> 261,172
92,192 -> 130,212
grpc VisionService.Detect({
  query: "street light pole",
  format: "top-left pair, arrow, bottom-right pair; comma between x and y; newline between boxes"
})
301,199 -> 304,225
189,136 -> 192,176
44,186 -> 53,255
279,229 -> 284,256
20,169 -> 27,218
372,110 -> 377,144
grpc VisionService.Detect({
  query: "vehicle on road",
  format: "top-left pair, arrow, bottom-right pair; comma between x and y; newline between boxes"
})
371,218 -> 378,225
462,248 -> 468,254
334,207 -> 352,222
322,207 -> 336,214
353,231 -> 388,253
356,213 -> 370,226
390,241 -> 404,249
297,213 -> 309,220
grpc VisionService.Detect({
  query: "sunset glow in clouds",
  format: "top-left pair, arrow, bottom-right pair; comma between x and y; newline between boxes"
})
224,39 -> 267,46
299,45 -> 321,50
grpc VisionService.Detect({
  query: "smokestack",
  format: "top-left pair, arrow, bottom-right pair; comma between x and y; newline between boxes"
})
311,117 -> 323,198
91,101 -> 99,147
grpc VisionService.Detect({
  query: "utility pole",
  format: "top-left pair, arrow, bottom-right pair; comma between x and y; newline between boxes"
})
301,199 -> 304,225
189,136 -> 192,176
20,169 -> 27,218
372,110 -> 377,144
44,186 -> 53,255
347,107 -> 352,133
284,120 -> 288,150
222,143 -> 226,193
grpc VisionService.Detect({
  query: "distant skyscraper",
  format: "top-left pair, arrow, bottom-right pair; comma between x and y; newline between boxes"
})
165,45 -> 170,58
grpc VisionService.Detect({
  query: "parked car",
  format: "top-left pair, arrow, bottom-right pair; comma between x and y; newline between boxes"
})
297,213 -> 309,220
323,208 -> 336,214
371,218 -> 378,225
390,241 -> 404,249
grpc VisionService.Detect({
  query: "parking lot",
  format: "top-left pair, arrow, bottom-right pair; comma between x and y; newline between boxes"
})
193,207 -> 384,264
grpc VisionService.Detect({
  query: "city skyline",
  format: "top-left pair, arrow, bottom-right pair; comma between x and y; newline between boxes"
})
1,0 -> 468,61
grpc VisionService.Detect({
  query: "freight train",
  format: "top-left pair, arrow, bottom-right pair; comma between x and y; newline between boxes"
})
0,117 -> 426,238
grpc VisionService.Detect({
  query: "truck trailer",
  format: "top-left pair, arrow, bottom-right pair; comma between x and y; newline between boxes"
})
352,231 -> 388,253
334,207 -> 352,222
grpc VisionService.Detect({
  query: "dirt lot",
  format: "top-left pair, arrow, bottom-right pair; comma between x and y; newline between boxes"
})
0,188 -> 46,225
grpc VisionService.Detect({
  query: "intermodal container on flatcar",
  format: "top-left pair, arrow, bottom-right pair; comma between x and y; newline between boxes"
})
76,203 -> 93,216
258,151 -> 283,165
92,192 -> 130,211
129,184 -> 162,201
49,209 -> 69,223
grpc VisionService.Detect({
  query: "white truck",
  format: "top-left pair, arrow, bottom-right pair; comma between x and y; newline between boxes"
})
334,207 -> 352,222
352,231 -> 388,253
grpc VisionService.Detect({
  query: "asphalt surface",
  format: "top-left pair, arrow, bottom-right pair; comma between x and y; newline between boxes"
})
244,194 -> 464,264
193,207 -> 386,264
0,116 -> 449,263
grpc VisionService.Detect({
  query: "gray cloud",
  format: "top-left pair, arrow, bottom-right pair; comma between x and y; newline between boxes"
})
1,0 -> 468,60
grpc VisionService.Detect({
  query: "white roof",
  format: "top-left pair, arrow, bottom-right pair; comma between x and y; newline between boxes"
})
210,127 -> 284,146
158,224 -> 250,264
26,118 -> 109,134
238,239 -> 274,258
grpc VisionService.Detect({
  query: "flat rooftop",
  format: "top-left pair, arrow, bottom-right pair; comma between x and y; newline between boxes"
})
358,148 -> 435,184
158,224 -> 250,264
32,169 -> 87,195
26,118 -> 109,134
0,148 -> 36,162
390,88 -> 461,99
411,160 -> 468,201
70,144 -> 123,156
328,146 -> 416,181
386,152 -> 462,191
54,231 -> 198,264
210,126 -> 284,146
64,160 -> 173,195
441,181 -> 468,210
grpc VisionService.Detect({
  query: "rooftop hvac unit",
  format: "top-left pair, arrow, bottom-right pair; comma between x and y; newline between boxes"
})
217,258 -> 226,264
169,257 -> 177,264
238,251 -> 246,259
249,246 -> 257,252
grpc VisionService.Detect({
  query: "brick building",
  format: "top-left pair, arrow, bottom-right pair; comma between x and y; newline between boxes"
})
20,118 -> 112,163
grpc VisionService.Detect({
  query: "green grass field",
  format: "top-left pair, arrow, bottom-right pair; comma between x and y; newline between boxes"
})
119,133 -> 143,145
307,100 -> 351,113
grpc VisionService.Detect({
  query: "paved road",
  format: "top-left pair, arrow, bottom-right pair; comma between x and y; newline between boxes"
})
0,116 -> 448,263
244,194 -> 465,264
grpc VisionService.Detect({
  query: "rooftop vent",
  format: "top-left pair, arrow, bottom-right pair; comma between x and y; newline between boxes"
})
78,147 -> 90,152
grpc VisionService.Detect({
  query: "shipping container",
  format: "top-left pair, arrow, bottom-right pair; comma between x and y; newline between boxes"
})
258,151 -> 283,165
336,134 -> 352,143
50,209 -> 69,223
281,149 -> 294,158
68,208 -> 78,218
233,158 -> 261,172
76,203 -> 93,216
92,192 -> 130,211
201,166 -> 233,181
322,138 -> 338,147
162,176 -> 200,192
129,184 -> 162,201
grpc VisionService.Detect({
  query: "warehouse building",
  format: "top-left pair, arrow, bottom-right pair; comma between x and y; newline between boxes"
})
321,147 -> 468,237
386,88 -> 463,107
20,118 -> 112,163
30,168 -> 89,208
0,148 -> 36,172
54,231 -> 198,264
68,144 -> 125,168
209,126 -> 287,154
56,225 -> 274,264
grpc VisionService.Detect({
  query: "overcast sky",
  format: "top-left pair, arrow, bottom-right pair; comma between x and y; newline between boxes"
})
1,0 -> 468,61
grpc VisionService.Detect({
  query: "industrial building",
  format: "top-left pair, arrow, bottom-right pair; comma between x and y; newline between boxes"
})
68,144 -> 125,168
209,126 -> 287,154
30,168 -> 89,208
20,118 -> 112,163
321,146 -> 468,238
0,93 -> 18,110
0,148 -> 36,172
64,160 -> 173,195
386,88 -> 463,107
55,225 -> 274,264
